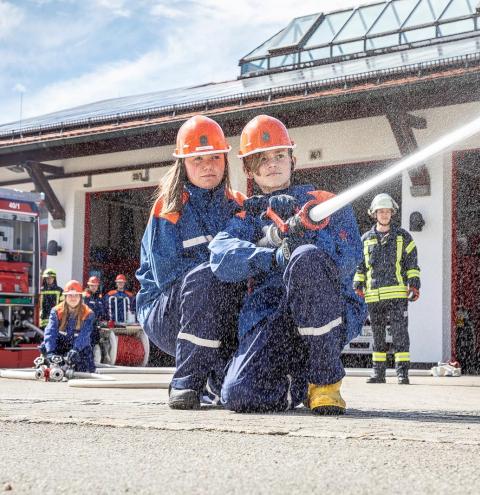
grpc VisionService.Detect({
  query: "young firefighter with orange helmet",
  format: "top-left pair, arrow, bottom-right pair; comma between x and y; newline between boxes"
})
106,274 -> 135,324
39,280 -> 95,372
209,115 -> 366,415
84,276 -> 106,322
136,115 -> 245,409
84,275 -> 106,346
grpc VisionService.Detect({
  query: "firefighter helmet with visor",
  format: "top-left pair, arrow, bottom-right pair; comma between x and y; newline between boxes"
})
173,115 -> 231,158
368,193 -> 399,217
237,115 -> 295,158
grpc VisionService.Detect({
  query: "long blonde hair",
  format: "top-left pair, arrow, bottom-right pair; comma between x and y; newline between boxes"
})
158,156 -> 232,214
59,299 -> 84,331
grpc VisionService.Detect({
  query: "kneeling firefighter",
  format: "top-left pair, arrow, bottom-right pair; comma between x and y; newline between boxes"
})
354,194 -> 421,384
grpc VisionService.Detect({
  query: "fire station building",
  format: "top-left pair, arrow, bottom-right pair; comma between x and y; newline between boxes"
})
0,0 -> 479,366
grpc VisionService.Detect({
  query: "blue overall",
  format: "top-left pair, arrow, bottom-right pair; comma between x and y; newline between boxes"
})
209,185 -> 367,412
136,183 -> 245,395
40,303 -> 95,372
83,289 -> 106,344
106,289 -> 135,324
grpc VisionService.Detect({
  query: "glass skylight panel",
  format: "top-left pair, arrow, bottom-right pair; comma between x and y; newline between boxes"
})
335,4 -> 385,41
333,40 -> 365,56
270,53 -> 297,68
392,0 -> 422,26
439,18 -> 475,36
402,0 -> 436,28
401,26 -> 436,43
367,33 -> 400,49
278,14 -> 319,46
439,0 -> 475,20
301,47 -> 331,63
305,10 -> 353,47
429,0 -> 453,19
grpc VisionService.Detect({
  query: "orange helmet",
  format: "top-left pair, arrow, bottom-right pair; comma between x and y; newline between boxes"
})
173,115 -> 231,158
87,276 -> 100,285
115,274 -> 127,283
64,280 -> 83,295
237,115 -> 295,158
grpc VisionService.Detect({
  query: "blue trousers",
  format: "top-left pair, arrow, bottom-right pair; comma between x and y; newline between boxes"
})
143,262 -> 244,394
221,245 -> 347,413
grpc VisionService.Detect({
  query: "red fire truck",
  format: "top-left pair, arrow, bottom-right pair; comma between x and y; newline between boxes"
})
0,188 -> 43,367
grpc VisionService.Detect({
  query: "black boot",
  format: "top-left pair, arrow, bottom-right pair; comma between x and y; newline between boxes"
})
169,387 -> 200,410
396,363 -> 410,385
366,363 -> 386,383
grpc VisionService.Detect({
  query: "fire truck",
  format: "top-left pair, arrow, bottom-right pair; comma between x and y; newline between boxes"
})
0,188 -> 43,367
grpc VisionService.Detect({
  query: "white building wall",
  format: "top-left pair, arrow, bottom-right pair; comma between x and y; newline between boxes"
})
6,100 -> 480,362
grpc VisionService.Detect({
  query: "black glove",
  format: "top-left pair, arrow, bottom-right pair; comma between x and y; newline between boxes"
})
65,349 -> 80,365
275,235 -> 313,267
268,194 -> 297,220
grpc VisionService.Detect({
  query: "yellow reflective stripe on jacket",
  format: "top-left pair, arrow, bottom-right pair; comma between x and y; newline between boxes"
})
405,240 -> 416,254
372,352 -> 387,362
395,235 -> 403,285
353,273 -> 365,282
364,239 -> 377,292
407,269 -> 420,279
394,352 -> 410,362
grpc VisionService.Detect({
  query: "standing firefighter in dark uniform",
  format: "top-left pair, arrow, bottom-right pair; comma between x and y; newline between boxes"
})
39,268 -> 63,329
353,194 -> 421,385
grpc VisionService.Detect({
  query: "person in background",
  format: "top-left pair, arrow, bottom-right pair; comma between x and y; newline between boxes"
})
39,268 -> 63,329
83,275 -> 106,346
39,280 -> 95,372
136,115 -> 245,410
209,115 -> 366,415
106,274 -> 135,324
354,193 -> 421,385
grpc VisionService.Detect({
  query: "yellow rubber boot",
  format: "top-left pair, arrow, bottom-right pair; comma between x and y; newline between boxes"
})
307,380 -> 346,415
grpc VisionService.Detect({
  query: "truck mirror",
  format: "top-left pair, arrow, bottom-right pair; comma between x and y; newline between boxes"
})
409,211 -> 425,232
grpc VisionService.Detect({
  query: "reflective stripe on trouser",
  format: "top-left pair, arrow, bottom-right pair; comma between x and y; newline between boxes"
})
144,262 -> 244,393
372,352 -> 387,362
395,352 -> 410,362
222,245 -> 347,413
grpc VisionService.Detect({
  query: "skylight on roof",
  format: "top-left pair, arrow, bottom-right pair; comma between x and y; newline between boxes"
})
239,0 -> 479,77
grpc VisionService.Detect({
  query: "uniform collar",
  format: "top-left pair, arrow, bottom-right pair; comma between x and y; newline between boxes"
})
184,182 -> 225,203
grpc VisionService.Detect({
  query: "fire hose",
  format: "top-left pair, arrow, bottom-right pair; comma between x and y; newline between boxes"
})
266,113 -> 480,237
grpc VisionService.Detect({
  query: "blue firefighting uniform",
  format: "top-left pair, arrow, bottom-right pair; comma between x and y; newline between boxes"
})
83,289 -> 106,344
106,289 -> 135,324
209,185 -> 367,412
40,303 -> 95,372
136,183 -> 246,394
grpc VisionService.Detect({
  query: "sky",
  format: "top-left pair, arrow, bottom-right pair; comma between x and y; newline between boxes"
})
0,0 -> 376,126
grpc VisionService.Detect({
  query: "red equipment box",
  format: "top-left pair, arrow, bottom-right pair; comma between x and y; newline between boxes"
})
0,261 -> 30,274
0,271 -> 29,293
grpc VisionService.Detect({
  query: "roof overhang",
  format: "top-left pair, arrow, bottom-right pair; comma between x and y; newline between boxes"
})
0,62 -> 479,171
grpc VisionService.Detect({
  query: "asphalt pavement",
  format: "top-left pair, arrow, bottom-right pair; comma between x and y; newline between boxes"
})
1,371 -> 479,494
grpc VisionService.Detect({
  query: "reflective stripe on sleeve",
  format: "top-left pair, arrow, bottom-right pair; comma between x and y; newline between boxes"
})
354,273 -> 365,282
177,332 -> 221,348
407,269 -> 420,279
298,317 -> 342,336
405,241 -> 416,254
183,235 -> 213,249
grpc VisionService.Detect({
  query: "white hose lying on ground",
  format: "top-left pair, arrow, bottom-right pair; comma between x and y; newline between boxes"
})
68,380 -> 169,388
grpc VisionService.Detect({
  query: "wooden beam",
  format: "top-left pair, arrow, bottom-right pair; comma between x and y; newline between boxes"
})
386,108 -> 431,196
21,162 -> 66,224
